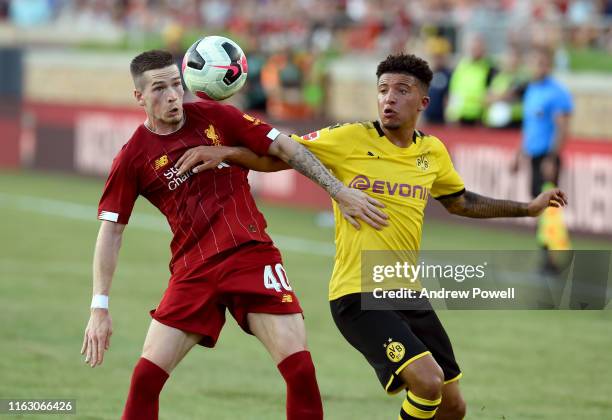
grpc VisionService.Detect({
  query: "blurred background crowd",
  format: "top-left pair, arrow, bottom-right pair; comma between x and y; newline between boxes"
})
2,0 -> 612,122
2,5 -> 612,419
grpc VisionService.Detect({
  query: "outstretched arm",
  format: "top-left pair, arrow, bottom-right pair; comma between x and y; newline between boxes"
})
176,145 -> 290,173
267,134 -> 344,195
81,221 -> 125,367
176,135 -> 389,230
266,134 -> 387,229
439,189 -> 568,218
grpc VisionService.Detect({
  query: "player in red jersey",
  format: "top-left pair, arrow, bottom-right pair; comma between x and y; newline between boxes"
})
80,50 -> 388,420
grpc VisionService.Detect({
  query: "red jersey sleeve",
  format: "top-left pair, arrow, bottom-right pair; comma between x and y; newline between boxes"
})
97,144 -> 139,225
219,104 -> 279,155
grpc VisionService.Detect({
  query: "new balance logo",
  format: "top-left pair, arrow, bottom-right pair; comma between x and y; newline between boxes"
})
154,155 -> 169,170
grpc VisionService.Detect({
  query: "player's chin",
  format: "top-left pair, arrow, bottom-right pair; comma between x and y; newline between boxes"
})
164,111 -> 183,124
381,121 -> 401,130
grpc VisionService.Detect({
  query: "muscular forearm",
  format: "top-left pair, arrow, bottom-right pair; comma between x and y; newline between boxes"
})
92,222 -> 124,295
270,134 -> 344,197
288,145 -> 344,197
442,190 -> 529,218
226,147 -> 290,172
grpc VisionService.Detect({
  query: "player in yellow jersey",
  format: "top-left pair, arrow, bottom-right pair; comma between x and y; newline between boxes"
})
176,53 -> 567,420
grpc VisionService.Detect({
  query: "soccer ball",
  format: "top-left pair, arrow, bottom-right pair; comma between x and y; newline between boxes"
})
182,36 -> 248,100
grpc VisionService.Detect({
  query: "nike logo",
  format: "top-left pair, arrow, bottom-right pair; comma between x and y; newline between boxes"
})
212,64 -> 240,77
367,151 -> 380,159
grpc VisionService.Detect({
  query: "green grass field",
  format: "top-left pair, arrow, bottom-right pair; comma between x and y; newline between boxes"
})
1,170 -> 611,420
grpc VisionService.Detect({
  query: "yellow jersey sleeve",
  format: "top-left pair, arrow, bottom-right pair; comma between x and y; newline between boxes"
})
291,124 -> 357,172
430,137 -> 465,199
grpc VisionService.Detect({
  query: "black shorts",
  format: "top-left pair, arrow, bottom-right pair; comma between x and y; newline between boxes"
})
330,293 -> 462,394
530,154 -> 561,198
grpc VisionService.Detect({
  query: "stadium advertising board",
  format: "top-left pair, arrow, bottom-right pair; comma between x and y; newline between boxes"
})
24,102 -> 612,236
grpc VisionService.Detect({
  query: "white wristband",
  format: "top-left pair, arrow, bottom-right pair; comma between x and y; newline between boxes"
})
91,294 -> 109,309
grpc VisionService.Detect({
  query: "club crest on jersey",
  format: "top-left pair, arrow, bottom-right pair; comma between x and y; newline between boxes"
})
416,153 -> 430,171
384,338 -> 405,362
205,124 -> 222,146
243,113 -> 262,126
301,131 -> 320,141
154,155 -> 169,170
281,294 -> 293,303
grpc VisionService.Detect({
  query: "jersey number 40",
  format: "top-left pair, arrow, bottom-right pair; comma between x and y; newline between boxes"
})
263,264 -> 293,292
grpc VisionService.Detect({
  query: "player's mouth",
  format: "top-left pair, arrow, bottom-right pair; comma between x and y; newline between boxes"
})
167,107 -> 180,116
383,108 -> 397,118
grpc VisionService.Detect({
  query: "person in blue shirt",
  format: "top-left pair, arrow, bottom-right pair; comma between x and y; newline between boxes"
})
514,46 -> 573,271
518,46 -> 573,198
9,0 -> 52,26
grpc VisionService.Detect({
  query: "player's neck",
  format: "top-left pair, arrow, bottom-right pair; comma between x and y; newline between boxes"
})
381,124 -> 416,148
144,115 -> 185,135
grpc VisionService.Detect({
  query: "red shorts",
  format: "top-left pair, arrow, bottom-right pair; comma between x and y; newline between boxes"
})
151,241 -> 302,347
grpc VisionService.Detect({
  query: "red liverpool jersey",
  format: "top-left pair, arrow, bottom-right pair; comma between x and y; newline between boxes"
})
97,101 -> 281,275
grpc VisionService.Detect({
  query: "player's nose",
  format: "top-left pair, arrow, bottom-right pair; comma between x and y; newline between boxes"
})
167,91 -> 178,102
384,92 -> 397,105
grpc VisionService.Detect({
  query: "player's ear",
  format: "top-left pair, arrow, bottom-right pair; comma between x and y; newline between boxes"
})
134,89 -> 145,107
418,95 -> 430,111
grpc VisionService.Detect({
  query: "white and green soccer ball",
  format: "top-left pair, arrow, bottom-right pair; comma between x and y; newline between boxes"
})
182,35 -> 248,100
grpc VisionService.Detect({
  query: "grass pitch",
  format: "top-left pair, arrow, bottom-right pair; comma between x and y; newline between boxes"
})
0,170 -> 611,419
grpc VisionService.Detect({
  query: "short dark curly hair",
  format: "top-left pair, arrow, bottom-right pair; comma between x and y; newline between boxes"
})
376,53 -> 433,91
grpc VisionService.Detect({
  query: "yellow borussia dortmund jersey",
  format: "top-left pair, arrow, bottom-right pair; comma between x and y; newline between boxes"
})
293,121 -> 465,300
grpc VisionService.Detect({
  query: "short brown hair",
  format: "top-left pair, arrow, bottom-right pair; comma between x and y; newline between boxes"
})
130,50 -> 175,81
